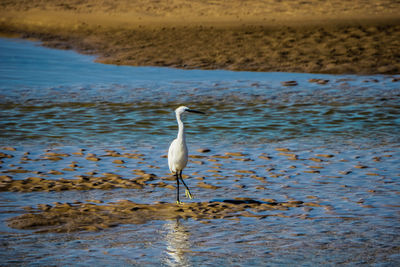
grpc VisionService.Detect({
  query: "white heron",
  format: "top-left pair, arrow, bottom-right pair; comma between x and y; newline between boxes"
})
168,106 -> 204,204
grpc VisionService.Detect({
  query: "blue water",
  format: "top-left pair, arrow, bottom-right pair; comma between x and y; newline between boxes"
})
0,37 -> 399,266
1,38 -> 399,148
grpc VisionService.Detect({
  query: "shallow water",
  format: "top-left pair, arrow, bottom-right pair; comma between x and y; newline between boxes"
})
0,38 -> 399,266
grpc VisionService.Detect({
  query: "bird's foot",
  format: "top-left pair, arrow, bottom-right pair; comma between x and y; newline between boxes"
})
176,200 -> 184,205
185,189 -> 193,199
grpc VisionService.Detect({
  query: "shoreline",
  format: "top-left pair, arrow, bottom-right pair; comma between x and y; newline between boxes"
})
0,3 -> 399,74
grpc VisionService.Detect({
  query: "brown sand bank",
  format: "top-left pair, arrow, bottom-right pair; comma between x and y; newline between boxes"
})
0,1 -> 400,73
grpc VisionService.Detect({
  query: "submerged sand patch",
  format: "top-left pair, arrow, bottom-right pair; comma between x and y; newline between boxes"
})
9,198 -> 323,233
0,174 -> 149,192
1,142 -> 398,235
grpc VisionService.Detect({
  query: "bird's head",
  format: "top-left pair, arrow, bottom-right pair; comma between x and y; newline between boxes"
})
175,106 -> 205,115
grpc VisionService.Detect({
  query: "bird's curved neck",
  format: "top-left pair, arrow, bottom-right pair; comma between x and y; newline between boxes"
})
176,113 -> 186,141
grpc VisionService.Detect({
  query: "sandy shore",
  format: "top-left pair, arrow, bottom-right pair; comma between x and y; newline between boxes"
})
0,0 -> 399,74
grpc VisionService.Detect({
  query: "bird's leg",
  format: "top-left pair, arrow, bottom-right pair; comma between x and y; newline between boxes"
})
176,172 -> 182,204
179,170 -> 193,199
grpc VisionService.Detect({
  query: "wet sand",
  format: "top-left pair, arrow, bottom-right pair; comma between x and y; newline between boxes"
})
1,148 -> 322,233
1,137 -> 399,265
9,199 -> 310,233
1,144 -> 398,234
0,0 -> 399,74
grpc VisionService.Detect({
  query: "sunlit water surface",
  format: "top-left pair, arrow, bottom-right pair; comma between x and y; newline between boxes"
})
0,38 -> 399,266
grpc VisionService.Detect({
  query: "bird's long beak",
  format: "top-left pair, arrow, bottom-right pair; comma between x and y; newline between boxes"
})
187,109 -> 205,114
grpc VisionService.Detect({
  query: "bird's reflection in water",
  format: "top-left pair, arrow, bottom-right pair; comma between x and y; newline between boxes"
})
163,219 -> 192,267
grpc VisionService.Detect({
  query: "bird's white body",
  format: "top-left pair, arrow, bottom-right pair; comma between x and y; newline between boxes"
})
168,138 -> 188,174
